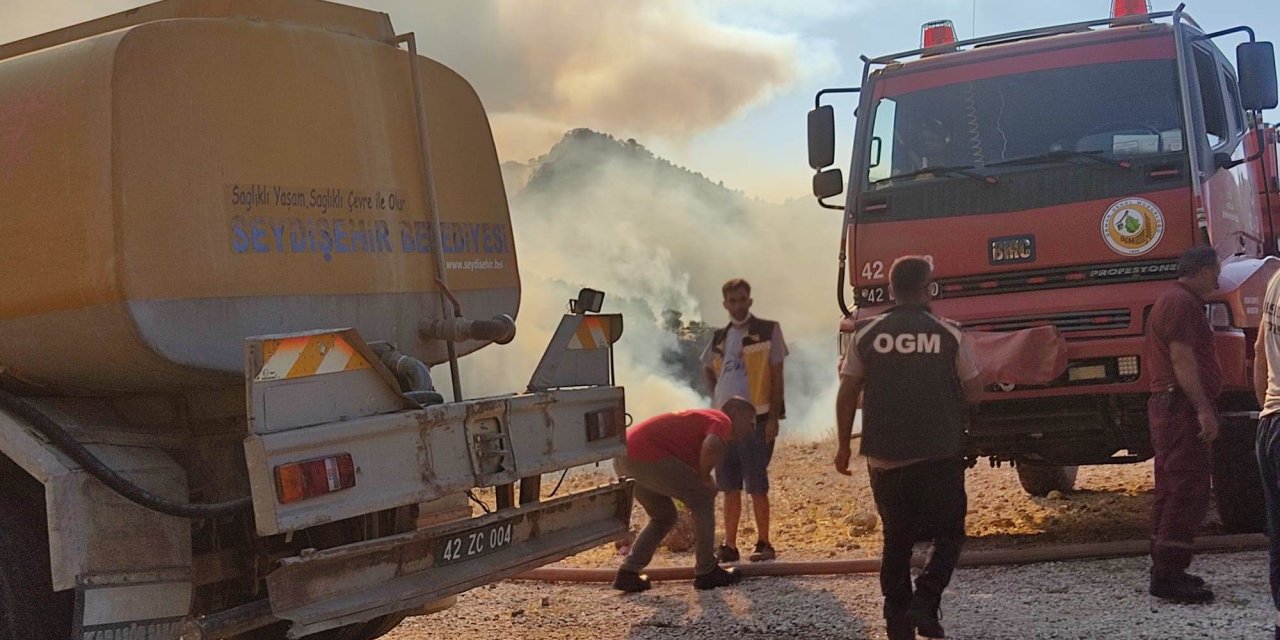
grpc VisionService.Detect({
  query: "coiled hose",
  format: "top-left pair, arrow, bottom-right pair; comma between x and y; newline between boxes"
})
0,388 -> 253,520
964,83 -> 985,167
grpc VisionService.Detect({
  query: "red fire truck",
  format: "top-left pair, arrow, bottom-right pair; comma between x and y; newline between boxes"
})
809,1 -> 1279,532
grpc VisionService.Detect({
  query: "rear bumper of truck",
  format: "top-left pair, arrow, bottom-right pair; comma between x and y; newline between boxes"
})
271,482 -> 631,637
183,482 -> 631,639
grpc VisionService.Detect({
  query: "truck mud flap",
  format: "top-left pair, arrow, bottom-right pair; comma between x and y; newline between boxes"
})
264,482 -> 632,638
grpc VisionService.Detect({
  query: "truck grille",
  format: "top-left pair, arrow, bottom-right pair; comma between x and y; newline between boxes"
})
965,309 -> 1132,333
933,259 -> 1178,299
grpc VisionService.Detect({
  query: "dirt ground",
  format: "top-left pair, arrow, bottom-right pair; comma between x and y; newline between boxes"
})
383,440 -> 1269,640
547,439 -> 1179,568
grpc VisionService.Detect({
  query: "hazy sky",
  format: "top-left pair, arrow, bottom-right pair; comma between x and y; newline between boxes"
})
3,0 -> 1278,202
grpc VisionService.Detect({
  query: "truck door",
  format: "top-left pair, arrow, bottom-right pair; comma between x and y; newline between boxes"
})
1190,39 -> 1264,258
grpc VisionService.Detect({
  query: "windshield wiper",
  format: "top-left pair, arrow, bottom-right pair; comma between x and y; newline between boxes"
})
987,149 -> 1133,170
885,164 -> 999,186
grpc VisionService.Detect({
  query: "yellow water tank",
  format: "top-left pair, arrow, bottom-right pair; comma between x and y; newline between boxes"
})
0,0 -> 519,394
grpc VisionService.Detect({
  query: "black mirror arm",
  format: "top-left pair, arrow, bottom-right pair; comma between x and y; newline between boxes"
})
815,87 -> 861,110
817,198 -> 845,211
1200,25 -> 1255,43
1217,139 -> 1266,170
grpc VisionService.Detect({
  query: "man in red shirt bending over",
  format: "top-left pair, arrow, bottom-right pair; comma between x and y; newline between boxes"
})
613,398 -> 757,592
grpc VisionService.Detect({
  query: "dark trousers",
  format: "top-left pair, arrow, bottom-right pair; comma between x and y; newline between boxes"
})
1148,391 -> 1213,578
1258,414 -> 1280,619
615,455 -> 719,575
869,458 -> 967,620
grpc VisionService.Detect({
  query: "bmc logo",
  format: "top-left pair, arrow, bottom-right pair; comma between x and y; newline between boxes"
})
872,333 -> 941,354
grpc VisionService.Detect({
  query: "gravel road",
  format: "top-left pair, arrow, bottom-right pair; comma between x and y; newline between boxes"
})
385,550 -> 1273,640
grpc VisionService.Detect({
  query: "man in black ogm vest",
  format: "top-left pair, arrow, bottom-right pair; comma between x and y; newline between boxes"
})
834,256 -> 983,640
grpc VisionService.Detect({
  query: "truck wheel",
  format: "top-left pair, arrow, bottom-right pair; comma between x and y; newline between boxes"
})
352,613 -> 407,640
1015,463 -> 1078,497
241,614 -> 406,640
1212,416 -> 1266,534
0,499 -> 72,640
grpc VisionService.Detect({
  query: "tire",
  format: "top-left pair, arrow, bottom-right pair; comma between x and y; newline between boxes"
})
353,613 -> 408,640
1015,463 -> 1078,497
1212,416 -> 1266,534
0,498 -> 72,640
238,614 -> 406,640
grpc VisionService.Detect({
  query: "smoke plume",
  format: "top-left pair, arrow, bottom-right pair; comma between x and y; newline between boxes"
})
396,0 -> 803,162
445,131 -> 844,440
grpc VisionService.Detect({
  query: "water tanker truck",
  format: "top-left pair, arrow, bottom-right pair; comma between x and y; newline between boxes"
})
0,1 -> 632,638
810,2 -> 1278,531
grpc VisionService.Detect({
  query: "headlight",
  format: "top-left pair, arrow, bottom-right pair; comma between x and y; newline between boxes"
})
1117,356 -> 1140,378
1204,303 -> 1233,331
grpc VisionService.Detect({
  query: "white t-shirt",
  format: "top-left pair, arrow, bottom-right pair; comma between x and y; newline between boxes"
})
700,319 -> 788,410
1261,271 -> 1280,417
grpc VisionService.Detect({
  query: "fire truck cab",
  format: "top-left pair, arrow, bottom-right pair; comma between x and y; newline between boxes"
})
809,2 -> 1279,532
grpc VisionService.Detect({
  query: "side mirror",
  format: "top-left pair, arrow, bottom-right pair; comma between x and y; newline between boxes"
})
1238,41 -> 1278,111
813,168 -> 844,200
808,105 -> 836,169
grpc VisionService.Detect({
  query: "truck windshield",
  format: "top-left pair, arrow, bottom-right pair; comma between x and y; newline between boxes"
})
865,59 -> 1183,186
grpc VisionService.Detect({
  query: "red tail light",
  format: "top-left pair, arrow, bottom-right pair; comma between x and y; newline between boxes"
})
921,20 -> 957,50
1112,0 -> 1151,21
275,454 -> 356,504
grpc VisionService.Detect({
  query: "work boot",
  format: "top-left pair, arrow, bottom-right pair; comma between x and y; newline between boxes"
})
693,565 -> 743,590
1177,572 -> 1206,588
908,598 -> 945,638
1149,575 -> 1214,604
716,544 -> 740,563
748,541 -> 776,562
611,569 -> 652,593
885,615 -> 916,640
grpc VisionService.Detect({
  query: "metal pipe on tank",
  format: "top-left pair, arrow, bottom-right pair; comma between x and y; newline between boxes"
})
397,31 -> 463,402
419,314 -> 517,345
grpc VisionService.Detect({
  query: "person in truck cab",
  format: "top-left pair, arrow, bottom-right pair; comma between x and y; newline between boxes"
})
611,398 -> 757,592
902,116 -> 955,173
701,278 -> 789,563
834,256 -> 983,640
1145,246 -> 1222,604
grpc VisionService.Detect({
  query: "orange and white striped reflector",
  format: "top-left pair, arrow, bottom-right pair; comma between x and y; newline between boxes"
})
568,316 -> 613,350
255,333 -> 372,381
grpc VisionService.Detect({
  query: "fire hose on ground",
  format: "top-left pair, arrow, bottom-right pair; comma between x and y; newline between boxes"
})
512,534 -> 1268,583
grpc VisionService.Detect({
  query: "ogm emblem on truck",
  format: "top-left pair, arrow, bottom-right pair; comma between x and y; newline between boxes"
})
1101,198 -> 1164,256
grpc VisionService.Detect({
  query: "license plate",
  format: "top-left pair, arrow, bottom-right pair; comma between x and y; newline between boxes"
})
1068,364 -> 1107,382
433,519 -> 516,567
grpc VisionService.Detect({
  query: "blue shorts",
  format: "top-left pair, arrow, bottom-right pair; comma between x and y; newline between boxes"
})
715,414 -> 775,495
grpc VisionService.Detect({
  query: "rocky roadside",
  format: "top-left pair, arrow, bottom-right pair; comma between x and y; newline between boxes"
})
383,441 -> 1263,639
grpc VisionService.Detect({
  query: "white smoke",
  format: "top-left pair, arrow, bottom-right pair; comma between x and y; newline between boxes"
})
441,133 -> 844,439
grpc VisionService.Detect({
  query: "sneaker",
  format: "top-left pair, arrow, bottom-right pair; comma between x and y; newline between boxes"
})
748,541 -> 776,562
1149,576 -> 1214,604
693,565 -> 743,590
611,569 -> 651,593
908,603 -> 945,639
716,544 -> 740,563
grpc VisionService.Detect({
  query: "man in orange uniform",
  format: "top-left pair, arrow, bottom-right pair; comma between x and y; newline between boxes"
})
1145,246 -> 1221,604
